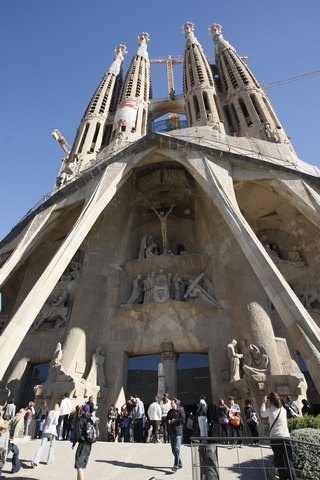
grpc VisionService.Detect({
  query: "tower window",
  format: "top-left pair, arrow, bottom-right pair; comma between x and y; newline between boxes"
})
238,97 -> 252,127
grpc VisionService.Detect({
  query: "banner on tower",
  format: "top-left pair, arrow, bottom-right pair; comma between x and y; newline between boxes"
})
113,103 -> 138,130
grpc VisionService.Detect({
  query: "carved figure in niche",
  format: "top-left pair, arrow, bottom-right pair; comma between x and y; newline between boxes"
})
299,286 -> 320,309
139,234 -> 159,260
152,204 -> 174,254
85,347 -> 107,388
287,246 -> 305,266
242,344 -> 270,377
153,269 -> 170,303
184,273 -> 220,308
125,273 -> 144,305
227,339 -> 243,382
33,261 -> 82,330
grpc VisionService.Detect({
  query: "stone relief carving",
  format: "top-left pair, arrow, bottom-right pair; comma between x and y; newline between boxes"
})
123,270 -> 220,308
264,122 -> 281,143
33,260 -> 82,331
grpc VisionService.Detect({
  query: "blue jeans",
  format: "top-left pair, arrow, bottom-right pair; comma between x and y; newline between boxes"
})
170,435 -> 182,468
33,434 -> 56,465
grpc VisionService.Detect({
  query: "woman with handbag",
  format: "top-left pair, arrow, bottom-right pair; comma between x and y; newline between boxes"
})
244,399 -> 259,445
216,399 -> 229,440
228,396 -> 243,447
260,392 -> 296,480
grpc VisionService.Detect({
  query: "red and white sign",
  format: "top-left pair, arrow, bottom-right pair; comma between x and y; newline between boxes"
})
113,103 -> 138,130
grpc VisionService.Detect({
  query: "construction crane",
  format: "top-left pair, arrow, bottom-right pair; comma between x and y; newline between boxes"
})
150,55 -> 320,96
262,69 -> 320,89
150,56 -> 183,99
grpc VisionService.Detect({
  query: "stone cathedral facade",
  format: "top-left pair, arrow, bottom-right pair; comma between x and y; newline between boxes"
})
1,23 -> 320,429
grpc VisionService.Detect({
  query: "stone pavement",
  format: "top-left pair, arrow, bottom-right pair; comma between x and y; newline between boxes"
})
1,438 -> 193,480
1,438 -> 274,480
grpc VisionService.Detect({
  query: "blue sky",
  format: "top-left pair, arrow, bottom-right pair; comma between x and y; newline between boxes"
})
1,0 -> 319,241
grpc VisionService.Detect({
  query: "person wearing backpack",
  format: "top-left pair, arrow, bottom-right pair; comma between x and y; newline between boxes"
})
72,404 -> 95,480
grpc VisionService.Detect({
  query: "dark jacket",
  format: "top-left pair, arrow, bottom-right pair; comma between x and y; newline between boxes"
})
166,406 -> 185,436
72,413 -> 92,447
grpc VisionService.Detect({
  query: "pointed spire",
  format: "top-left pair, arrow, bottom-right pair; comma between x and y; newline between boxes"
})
209,23 -> 293,146
109,32 -> 151,147
182,22 -> 225,132
55,45 -> 127,188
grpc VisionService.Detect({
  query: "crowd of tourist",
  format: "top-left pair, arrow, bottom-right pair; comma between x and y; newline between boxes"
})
0,392 -> 317,477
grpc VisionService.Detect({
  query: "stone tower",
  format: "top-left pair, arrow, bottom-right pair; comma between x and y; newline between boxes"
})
1,23 -> 320,433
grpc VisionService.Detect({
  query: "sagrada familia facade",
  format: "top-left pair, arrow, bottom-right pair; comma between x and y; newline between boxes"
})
0,22 -> 320,424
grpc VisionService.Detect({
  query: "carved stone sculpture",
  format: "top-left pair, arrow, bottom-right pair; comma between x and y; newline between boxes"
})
227,339 -> 243,382
152,204 -> 174,254
33,260 -> 82,330
242,344 -> 270,376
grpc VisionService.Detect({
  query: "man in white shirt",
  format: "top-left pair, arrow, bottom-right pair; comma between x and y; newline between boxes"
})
58,393 -> 72,440
147,397 -> 162,443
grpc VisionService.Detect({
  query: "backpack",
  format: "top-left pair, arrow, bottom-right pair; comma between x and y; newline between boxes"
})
82,418 -> 97,444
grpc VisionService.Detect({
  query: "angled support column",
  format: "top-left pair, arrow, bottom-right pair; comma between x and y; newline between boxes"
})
0,161 -> 129,380
270,174 -> 320,229
0,205 -> 56,287
183,152 -> 320,393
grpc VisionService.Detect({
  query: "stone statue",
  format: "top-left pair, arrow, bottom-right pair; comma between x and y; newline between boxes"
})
152,204 -> 174,253
153,269 -> 170,303
287,246 -> 305,266
227,339 -> 243,382
184,274 -> 220,308
264,122 -> 280,143
144,272 -> 156,303
125,273 -> 144,304
139,234 -> 158,259
299,286 -> 320,309
242,344 -> 270,376
33,260 -> 81,330
45,342 -> 64,383
85,347 -> 107,388
173,273 -> 184,301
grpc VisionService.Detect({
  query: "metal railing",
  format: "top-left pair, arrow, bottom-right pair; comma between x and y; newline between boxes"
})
190,436 -> 320,480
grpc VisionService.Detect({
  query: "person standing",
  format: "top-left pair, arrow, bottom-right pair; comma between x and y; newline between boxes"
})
166,398 -> 185,472
72,404 -> 94,480
260,392 -> 296,480
244,399 -> 259,445
58,393 -> 72,440
160,393 -> 171,443
301,399 -> 313,416
23,401 -> 35,436
0,419 -> 10,474
3,398 -> 16,421
197,395 -> 208,437
34,401 -> 49,439
132,394 -> 145,443
283,396 -> 299,419
147,396 -> 162,443
228,396 -> 242,447
216,399 -> 229,440
31,403 -> 60,468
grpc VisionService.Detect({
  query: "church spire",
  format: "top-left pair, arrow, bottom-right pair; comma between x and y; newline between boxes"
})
55,44 -> 127,188
182,22 -> 225,132
209,23 -> 292,146
110,32 -> 151,146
